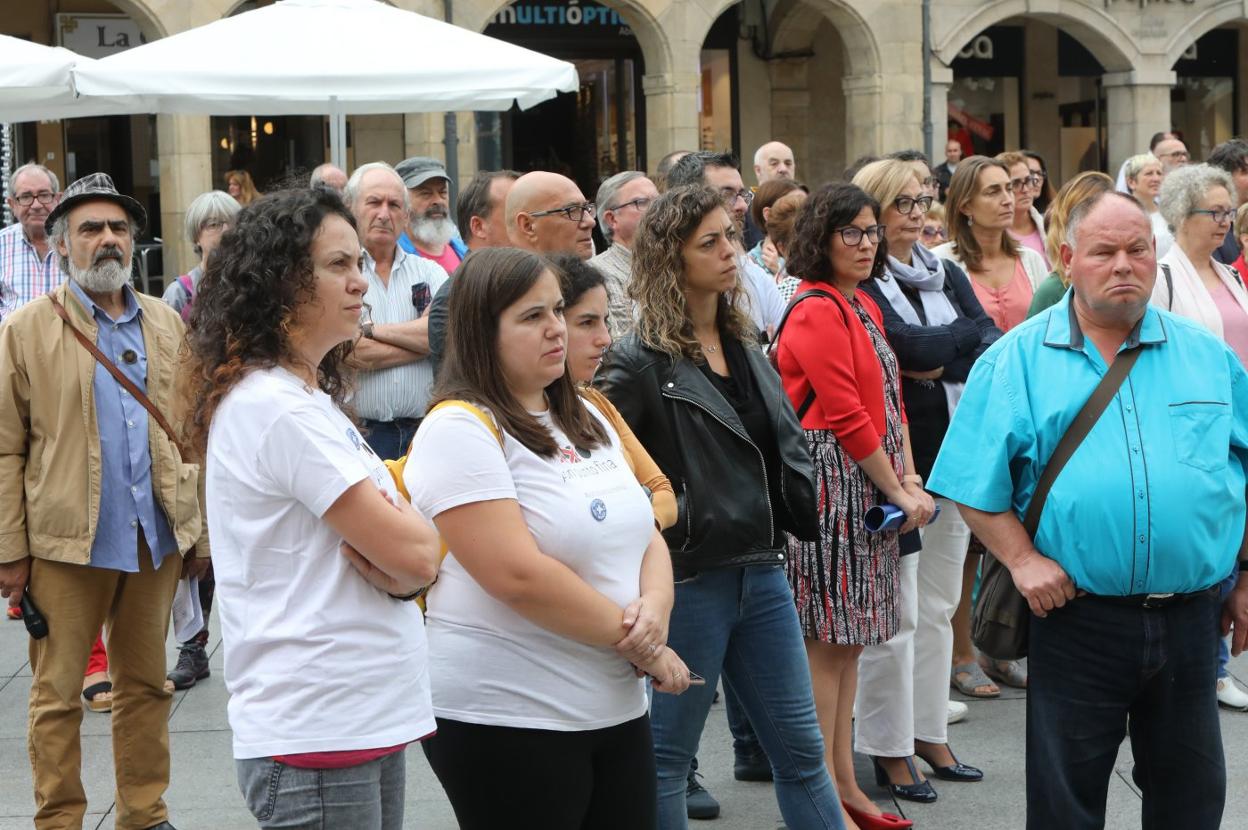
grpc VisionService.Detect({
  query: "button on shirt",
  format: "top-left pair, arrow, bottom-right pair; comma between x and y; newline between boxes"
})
354,245 -> 449,421
928,292 -> 1248,596
0,223 -> 58,320
68,281 -> 178,570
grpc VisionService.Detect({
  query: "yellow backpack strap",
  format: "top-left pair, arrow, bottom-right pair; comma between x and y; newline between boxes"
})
382,457 -> 411,501
427,400 -> 504,448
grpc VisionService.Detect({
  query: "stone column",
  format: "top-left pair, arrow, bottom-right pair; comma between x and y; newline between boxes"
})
928,62 -> 953,160
156,114 -> 212,279
1103,69 -> 1176,176
842,73 -> 884,161
642,69 -> 700,173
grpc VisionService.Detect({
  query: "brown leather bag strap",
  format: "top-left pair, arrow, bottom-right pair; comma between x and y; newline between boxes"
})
1022,345 -> 1142,538
48,294 -> 185,456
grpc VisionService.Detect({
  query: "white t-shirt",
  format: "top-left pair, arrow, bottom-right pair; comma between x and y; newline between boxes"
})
740,254 -> 786,332
406,401 -> 652,731
207,367 -> 434,759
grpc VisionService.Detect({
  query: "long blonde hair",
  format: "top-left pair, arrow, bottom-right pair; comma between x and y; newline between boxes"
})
1044,171 -> 1114,286
630,185 -> 756,360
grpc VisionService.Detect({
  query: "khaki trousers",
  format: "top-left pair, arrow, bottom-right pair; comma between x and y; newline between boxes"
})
27,538 -> 181,830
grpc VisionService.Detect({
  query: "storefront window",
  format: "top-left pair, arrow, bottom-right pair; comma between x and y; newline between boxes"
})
210,115 -> 326,193
699,50 -> 732,152
1172,28 -> 1237,162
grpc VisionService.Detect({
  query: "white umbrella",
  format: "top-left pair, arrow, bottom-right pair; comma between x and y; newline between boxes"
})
72,0 -> 579,167
0,34 -> 144,122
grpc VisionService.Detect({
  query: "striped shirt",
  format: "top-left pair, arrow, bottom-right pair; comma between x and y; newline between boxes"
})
0,223 -> 58,321
354,245 -> 449,421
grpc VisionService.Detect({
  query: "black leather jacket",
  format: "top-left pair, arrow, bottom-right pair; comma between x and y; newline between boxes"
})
597,335 -> 818,579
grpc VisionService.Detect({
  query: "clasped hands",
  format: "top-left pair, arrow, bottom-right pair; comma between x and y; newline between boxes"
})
616,595 -> 691,695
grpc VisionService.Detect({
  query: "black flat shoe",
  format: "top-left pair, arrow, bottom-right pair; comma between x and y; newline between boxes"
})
916,746 -> 984,782
872,756 -> 938,803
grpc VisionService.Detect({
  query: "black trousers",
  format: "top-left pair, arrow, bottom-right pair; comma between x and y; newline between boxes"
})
1026,593 -> 1225,830
422,714 -> 657,830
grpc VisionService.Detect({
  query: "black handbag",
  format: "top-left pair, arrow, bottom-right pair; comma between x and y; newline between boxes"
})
971,346 -> 1142,660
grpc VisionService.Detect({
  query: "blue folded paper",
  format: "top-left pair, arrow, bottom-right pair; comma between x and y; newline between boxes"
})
863,503 -> 942,533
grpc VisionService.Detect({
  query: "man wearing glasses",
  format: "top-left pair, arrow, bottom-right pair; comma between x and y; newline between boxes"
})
1154,136 -> 1191,174
506,171 -> 598,260
591,171 -> 659,338
0,163 -> 61,320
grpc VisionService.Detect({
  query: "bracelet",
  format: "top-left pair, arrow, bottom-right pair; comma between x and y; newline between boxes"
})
388,588 -> 425,601
902,474 -> 923,486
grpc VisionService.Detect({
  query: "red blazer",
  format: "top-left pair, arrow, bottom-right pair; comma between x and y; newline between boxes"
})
774,280 -> 905,462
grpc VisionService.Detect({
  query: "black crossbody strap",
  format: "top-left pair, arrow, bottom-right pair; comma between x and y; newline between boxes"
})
771,289 -> 845,419
1022,346 -> 1142,538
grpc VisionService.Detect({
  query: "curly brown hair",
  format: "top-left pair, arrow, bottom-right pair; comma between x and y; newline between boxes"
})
181,188 -> 358,454
629,184 -> 756,360
786,182 -> 888,284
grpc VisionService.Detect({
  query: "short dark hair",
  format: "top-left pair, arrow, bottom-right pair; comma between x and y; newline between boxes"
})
434,247 -> 608,458
1208,139 -> 1248,175
787,182 -> 888,285
1149,131 -> 1177,151
842,154 -> 881,182
455,169 -> 520,238
665,151 -> 738,190
548,253 -> 606,309
888,149 -> 931,166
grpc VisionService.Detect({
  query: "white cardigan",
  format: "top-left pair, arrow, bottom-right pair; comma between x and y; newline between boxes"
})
1152,244 -> 1248,340
931,240 -> 1049,292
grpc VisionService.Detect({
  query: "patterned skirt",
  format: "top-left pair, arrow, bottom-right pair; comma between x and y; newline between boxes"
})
787,429 -> 901,646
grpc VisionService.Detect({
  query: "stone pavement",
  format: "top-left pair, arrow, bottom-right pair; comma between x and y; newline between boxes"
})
0,613 -> 1245,829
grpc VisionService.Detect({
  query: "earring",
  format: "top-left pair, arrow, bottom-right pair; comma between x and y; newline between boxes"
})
966,215 -> 973,227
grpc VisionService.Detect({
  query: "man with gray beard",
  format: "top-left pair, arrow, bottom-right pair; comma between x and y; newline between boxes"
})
395,156 -> 467,276
0,173 -> 208,830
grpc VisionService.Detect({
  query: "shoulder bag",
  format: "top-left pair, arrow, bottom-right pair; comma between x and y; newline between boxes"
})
971,345 -> 1142,659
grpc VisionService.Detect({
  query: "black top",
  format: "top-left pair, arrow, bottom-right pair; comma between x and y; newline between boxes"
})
698,338 -> 786,546
427,277 -> 454,379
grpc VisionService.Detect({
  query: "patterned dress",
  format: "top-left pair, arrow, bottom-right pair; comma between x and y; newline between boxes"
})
787,296 -> 905,645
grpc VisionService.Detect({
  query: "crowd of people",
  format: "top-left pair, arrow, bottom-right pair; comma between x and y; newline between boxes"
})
1,128 -> 1248,830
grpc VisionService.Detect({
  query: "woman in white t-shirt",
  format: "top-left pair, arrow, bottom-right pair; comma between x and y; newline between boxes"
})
407,246 -> 691,830
182,188 -> 442,830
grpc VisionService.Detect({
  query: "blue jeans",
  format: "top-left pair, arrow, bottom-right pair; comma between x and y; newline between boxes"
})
724,684 -> 763,756
236,751 -> 406,829
1217,571 -> 1237,678
1026,593 -> 1225,830
653,565 -> 843,830
359,417 -> 421,461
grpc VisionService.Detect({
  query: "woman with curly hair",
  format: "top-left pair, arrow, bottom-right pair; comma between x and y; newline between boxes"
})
773,182 -> 934,830
599,185 -> 845,829
406,247 -> 689,830
183,187 -> 441,829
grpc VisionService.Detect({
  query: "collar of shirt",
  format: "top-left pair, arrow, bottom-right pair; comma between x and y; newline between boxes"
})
1042,291 -> 1166,360
362,242 -> 410,277
67,279 -> 142,326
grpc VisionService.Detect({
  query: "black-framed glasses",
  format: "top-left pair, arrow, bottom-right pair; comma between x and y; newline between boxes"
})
719,188 -> 754,207
894,195 -> 934,215
529,202 -> 596,222
608,197 -> 652,213
1009,175 -> 1040,191
833,224 -> 885,246
1028,169 -> 1047,182
14,191 -> 55,207
1191,208 -> 1235,224
1158,150 -> 1190,161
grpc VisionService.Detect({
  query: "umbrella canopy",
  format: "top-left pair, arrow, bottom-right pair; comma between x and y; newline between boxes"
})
72,0 -> 579,115
0,34 -> 145,122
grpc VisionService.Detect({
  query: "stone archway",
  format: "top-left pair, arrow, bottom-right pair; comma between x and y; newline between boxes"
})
1163,0 -> 1248,67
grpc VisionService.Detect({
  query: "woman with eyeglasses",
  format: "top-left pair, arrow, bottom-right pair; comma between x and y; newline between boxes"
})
933,156 -> 1047,335
919,202 -> 947,250
996,152 -> 1049,268
1123,153 -> 1174,259
1021,151 -> 1056,216
163,190 -> 241,321
773,182 -> 935,830
599,184 -> 846,830
850,160 -> 996,808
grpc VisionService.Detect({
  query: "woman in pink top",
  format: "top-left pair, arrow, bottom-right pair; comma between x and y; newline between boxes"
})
932,156 -> 1048,333
997,151 -> 1049,269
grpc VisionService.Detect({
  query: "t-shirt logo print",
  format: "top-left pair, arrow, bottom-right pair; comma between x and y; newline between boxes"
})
558,445 -> 582,464
590,498 -> 608,522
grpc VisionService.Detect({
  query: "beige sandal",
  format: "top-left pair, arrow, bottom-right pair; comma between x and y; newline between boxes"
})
82,672 -> 113,713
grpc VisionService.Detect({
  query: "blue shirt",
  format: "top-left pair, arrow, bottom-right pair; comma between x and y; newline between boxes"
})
928,291 -> 1248,595
68,281 -> 178,571
397,231 -> 468,260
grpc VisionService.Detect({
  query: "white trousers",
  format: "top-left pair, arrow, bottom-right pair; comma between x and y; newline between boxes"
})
854,497 -> 971,756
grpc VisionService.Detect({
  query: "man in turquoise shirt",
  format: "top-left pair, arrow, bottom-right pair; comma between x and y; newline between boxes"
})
930,191 -> 1248,830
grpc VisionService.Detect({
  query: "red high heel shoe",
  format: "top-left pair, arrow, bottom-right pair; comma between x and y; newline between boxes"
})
843,800 -> 914,830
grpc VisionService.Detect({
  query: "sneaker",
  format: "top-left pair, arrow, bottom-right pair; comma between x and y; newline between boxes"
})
1217,677 -> 1248,711
733,747 -> 773,782
166,641 -> 210,691
947,700 -> 969,725
686,759 -> 720,820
